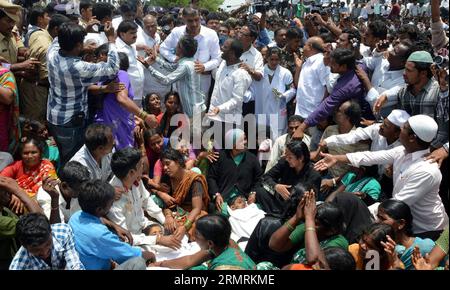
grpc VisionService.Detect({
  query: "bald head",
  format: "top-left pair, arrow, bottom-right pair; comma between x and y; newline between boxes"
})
143,14 -> 157,37
304,36 -> 325,57
144,15 -> 156,22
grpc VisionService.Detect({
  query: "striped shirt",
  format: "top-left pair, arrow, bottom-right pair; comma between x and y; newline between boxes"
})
147,57 -> 205,118
9,223 -> 85,270
46,39 -> 120,125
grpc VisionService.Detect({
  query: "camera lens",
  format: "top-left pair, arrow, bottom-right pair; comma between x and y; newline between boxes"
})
434,56 -> 444,66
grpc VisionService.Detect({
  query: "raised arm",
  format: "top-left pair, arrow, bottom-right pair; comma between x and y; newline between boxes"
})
79,44 -> 120,84
159,30 -> 179,63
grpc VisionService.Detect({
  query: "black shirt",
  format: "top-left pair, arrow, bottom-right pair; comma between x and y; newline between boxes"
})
262,158 -> 322,195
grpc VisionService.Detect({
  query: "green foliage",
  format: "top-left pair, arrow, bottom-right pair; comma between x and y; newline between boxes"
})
144,0 -> 191,9
196,0 -> 224,12
143,0 -> 224,12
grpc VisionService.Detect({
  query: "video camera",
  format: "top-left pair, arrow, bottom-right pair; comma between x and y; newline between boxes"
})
434,55 -> 449,70
253,0 -> 277,13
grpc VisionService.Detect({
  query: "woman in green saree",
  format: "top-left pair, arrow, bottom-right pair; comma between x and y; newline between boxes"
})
269,190 -> 349,265
151,214 -> 256,270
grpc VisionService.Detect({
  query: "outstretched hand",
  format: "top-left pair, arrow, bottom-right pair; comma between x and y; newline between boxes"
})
314,152 -> 337,171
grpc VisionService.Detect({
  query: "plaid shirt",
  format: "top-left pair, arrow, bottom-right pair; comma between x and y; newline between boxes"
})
9,223 -> 85,270
397,79 -> 448,148
436,90 -> 449,148
46,38 -> 120,125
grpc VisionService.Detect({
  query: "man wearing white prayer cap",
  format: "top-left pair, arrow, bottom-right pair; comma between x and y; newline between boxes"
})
315,114 -> 448,239
322,109 -> 410,195
407,115 -> 439,143
323,109 -> 409,170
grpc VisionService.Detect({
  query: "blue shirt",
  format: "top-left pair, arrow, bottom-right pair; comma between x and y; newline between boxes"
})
68,211 -> 142,270
395,237 -> 435,270
9,223 -> 84,270
256,28 -> 271,48
47,39 -> 120,125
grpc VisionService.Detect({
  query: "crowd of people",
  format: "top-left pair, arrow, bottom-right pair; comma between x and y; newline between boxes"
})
0,0 -> 449,270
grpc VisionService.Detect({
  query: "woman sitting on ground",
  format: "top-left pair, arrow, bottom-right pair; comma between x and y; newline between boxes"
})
150,214 -> 256,270
159,92 -> 184,138
143,92 -> 163,122
268,190 -> 349,265
21,119 -> 60,169
348,223 -> 405,270
0,137 -> 57,214
377,199 -> 435,270
256,140 -> 321,216
326,165 -> 381,206
282,190 -> 356,270
160,148 -> 210,241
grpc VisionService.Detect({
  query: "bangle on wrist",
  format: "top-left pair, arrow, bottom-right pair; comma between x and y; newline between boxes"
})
332,178 -> 337,187
305,227 -> 316,232
184,219 -> 193,231
284,221 -> 295,232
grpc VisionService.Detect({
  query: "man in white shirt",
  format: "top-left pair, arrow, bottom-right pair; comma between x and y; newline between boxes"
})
207,38 -> 252,148
406,0 -> 420,18
315,115 -> 449,239
70,124 -> 114,182
294,36 -> 329,150
108,148 -> 182,251
361,20 -> 387,57
295,36 -> 329,120
135,14 -> 170,99
116,20 -> 145,107
360,39 -> 414,115
135,15 -> 161,56
159,7 -> 221,99
36,160 -> 133,244
83,1 -> 115,47
237,23 -> 264,116
322,109 -> 409,179
111,1 -> 144,36
36,161 -> 90,223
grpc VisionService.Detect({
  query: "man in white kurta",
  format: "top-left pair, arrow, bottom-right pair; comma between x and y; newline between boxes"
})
323,109 -> 410,176
135,15 -> 171,100
159,8 -> 221,98
207,39 -> 252,127
116,21 -> 145,107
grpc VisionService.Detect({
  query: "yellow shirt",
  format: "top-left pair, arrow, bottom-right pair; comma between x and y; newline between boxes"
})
28,29 -> 53,80
0,32 -> 19,64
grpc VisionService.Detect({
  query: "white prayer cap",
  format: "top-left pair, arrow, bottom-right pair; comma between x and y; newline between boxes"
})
386,110 -> 410,128
254,12 -> 262,19
408,115 -> 438,143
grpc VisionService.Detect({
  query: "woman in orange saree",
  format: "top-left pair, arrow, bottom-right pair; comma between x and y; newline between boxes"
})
159,148 -> 210,241
0,137 -> 57,214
